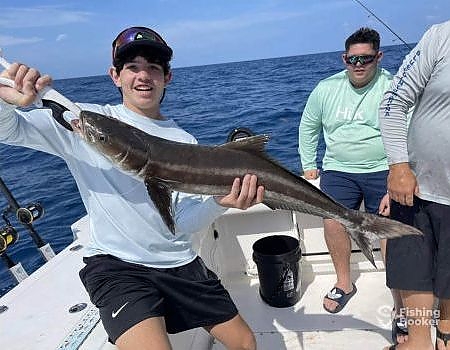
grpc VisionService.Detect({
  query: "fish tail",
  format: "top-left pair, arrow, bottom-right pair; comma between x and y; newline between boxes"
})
338,209 -> 423,268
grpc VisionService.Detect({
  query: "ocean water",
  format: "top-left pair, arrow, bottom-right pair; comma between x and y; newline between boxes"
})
0,44 -> 411,296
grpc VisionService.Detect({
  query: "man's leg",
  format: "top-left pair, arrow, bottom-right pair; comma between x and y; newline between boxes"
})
383,290 -> 434,350
115,316 -> 172,350
380,239 -> 402,312
362,171 -> 408,344
205,314 -> 256,350
380,238 -> 407,344
323,218 -> 353,312
319,171 -> 361,313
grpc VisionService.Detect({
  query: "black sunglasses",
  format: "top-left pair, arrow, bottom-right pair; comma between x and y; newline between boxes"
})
345,54 -> 378,66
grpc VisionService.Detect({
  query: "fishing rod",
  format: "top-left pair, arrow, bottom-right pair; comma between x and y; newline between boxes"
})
352,0 -> 413,50
0,176 -> 55,262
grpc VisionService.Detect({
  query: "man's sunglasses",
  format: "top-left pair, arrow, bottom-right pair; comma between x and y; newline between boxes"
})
344,54 -> 378,66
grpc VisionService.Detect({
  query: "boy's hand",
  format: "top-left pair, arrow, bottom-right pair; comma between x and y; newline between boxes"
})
215,174 -> 264,209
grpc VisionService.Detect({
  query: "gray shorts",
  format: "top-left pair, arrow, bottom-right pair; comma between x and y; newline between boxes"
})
79,255 -> 238,343
386,198 -> 450,298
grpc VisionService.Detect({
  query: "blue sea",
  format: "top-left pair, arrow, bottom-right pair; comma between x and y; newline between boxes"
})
0,44 -> 411,296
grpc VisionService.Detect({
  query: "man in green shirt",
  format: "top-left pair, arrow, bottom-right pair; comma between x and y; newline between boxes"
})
298,27 -> 404,343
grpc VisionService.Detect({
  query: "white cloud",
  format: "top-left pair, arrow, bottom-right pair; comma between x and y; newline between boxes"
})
168,11 -> 304,35
0,5 -> 91,28
0,35 -> 43,46
56,34 -> 68,42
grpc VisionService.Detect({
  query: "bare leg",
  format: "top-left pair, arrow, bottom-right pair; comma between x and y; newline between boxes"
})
323,218 -> 353,312
436,298 -> 450,350
383,290 -> 434,350
205,314 -> 256,350
115,316 -> 172,350
380,238 -> 407,344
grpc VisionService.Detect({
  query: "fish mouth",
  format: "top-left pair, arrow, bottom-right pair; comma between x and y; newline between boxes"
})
69,119 -> 82,134
77,113 -> 97,143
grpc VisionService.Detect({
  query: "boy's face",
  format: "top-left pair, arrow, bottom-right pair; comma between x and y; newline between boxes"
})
109,55 -> 172,118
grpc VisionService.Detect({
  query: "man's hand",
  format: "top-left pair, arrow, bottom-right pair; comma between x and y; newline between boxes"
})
378,193 -> 390,216
387,163 -> 419,207
215,174 -> 264,209
303,169 -> 319,180
0,63 -> 52,107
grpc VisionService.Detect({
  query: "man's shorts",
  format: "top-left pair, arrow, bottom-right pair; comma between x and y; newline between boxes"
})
386,198 -> 450,298
319,170 -> 388,213
79,255 -> 238,343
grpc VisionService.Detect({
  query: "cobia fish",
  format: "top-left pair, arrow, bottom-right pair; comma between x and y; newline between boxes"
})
79,110 -> 422,267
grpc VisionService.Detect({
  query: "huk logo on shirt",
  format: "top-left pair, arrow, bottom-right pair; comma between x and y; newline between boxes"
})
335,106 -> 364,121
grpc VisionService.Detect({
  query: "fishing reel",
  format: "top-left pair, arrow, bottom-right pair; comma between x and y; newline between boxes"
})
227,127 -> 255,142
16,202 -> 44,225
0,213 -> 18,254
0,224 -> 18,254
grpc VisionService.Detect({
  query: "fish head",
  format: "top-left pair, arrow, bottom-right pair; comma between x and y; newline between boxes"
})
79,110 -> 131,163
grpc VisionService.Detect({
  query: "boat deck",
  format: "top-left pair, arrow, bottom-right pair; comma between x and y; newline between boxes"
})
205,205 -> 392,350
0,199 -> 396,350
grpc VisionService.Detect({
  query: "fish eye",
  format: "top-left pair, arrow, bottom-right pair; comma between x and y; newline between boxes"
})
98,134 -> 107,142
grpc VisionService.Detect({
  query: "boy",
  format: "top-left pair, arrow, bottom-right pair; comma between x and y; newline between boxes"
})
0,26 -> 261,350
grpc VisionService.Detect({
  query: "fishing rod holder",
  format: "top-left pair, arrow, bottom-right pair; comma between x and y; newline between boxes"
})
16,202 -> 44,225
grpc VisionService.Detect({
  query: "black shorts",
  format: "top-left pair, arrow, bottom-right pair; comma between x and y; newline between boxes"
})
79,255 -> 238,343
386,198 -> 450,298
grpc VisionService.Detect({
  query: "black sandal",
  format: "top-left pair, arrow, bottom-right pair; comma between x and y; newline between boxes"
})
323,283 -> 357,314
391,313 -> 408,344
436,327 -> 450,349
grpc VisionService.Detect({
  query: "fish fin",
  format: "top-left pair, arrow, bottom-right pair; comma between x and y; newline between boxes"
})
219,135 -> 270,155
338,209 -> 423,268
344,224 -> 377,268
145,177 -> 175,234
219,134 -> 297,172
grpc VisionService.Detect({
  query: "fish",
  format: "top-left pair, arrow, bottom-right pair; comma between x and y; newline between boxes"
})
79,110 -> 422,267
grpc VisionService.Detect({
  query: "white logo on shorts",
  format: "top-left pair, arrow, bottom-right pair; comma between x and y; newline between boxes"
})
112,301 -> 129,318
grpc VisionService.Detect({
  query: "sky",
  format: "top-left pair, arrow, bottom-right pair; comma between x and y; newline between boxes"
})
0,0 -> 449,79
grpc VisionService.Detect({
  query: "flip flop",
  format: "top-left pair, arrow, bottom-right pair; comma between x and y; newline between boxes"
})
391,313 -> 408,344
323,283 -> 357,314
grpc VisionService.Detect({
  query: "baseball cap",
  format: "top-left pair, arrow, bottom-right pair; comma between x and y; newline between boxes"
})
112,26 -> 173,63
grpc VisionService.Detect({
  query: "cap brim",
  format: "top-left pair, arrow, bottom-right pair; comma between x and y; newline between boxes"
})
115,40 -> 173,61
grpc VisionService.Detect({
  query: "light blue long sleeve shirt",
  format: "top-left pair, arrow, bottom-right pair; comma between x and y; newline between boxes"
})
0,101 -> 227,267
299,68 -> 392,173
379,20 -> 450,206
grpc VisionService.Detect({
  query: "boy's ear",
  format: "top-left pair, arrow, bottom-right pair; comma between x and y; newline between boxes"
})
109,67 -> 121,87
164,71 -> 173,86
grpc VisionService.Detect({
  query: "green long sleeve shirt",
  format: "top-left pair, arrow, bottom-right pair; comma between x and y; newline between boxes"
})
299,68 -> 392,173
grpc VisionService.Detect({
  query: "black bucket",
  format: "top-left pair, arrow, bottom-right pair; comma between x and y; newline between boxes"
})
252,235 -> 301,307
